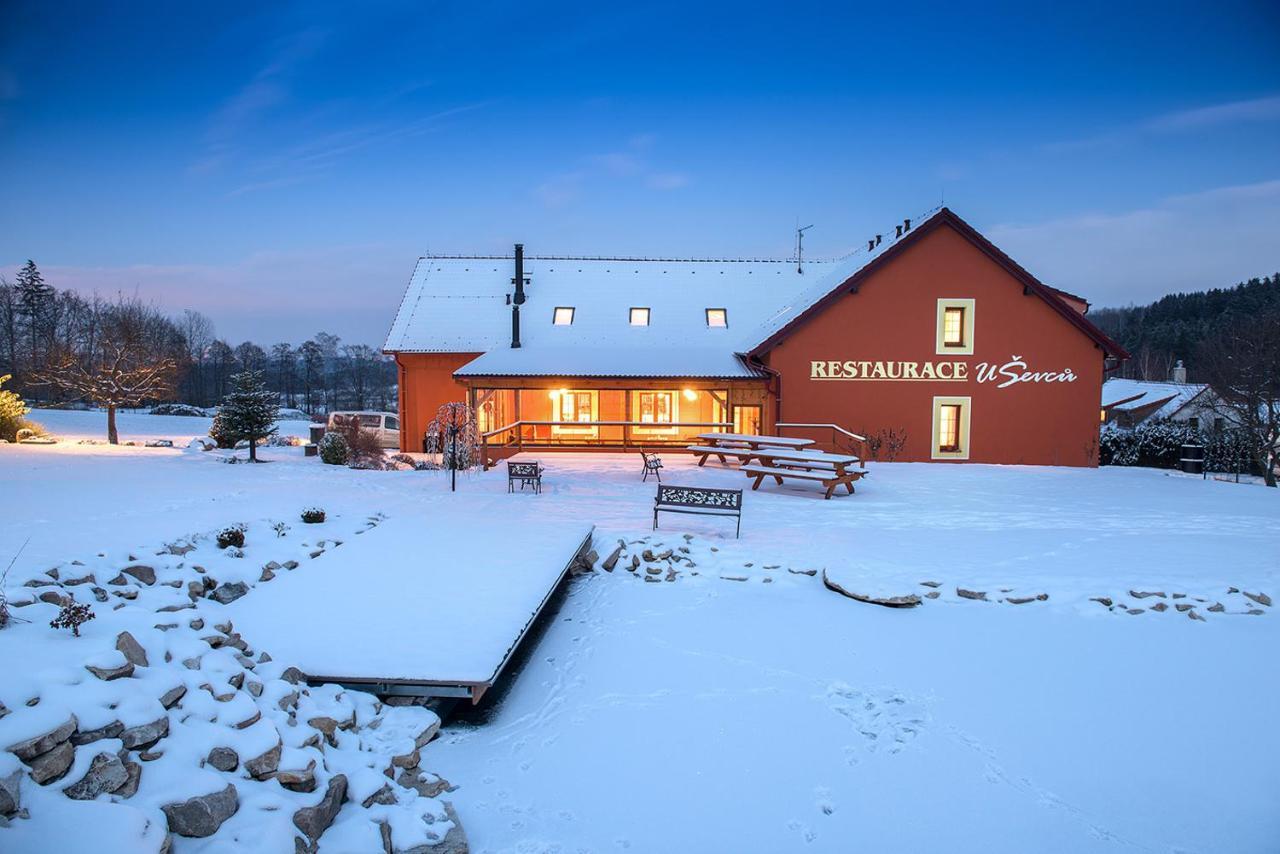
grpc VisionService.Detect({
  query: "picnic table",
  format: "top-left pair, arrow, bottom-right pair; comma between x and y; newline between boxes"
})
688,432 -> 815,466
741,448 -> 866,499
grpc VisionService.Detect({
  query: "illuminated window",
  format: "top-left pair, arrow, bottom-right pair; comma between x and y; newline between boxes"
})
553,306 -> 575,325
637,391 -> 674,424
630,307 -> 650,326
935,299 -> 974,355
705,308 -> 727,327
559,390 -> 594,422
942,307 -> 965,347
550,388 -> 598,436
932,396 -> 971,460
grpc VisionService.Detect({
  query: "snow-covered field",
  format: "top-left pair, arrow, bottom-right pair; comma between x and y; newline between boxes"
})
2,413 -> 1278,853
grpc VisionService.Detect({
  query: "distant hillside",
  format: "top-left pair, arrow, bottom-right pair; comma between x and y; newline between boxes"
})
1091,274 -> 1280,381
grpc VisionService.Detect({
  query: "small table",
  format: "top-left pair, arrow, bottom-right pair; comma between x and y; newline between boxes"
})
742,448 -> 866,499
689,433 -> 815,466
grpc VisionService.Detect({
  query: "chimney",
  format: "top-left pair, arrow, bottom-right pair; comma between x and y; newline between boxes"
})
895,224 -> 903,238
867,239 -> 875,251
875,234 -> 882,247
903,217 -> 911,232
1171,359 -> 1187,383
511,243 -> 527,349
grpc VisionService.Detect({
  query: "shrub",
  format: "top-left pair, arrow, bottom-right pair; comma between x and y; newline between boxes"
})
209,409 -> 242,449
318,431 -> 350,465
301,508 -> 326,524
330,415 -> 386,467
151,403 -> 205,417
1101,420 -> 1263,474
216,525 -> 246,549
50,599 -> 95,637
0,375 -> 30,442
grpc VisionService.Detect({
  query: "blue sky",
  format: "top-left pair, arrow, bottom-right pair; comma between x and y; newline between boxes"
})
2,1 -> 1278,346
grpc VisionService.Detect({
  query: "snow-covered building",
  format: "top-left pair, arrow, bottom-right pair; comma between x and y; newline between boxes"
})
384,207 -> 1129,465
1101,368 -> 1225,431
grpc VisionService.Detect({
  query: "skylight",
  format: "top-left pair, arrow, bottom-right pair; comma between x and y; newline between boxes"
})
705,308 -> 728,327
553,307 -> 575,326
630,307 -> 650,326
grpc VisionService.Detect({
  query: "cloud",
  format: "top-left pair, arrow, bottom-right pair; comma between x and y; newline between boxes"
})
646,172 -> 689,190
1046,93 -> 1280,153
987,178 -> 1280,307
535,134 -> 688,206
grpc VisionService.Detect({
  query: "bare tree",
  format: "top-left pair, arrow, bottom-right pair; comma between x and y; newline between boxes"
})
34,297 -> 179,444
1197,310 -> 1280,487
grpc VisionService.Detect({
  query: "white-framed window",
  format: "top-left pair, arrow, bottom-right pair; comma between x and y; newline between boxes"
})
931,395 -> 971,460
935,298 -> 975,355
553,306 -> 575,326
632,390 -> 677,434
551,389 -> 598,435
705,308 -> 728,328
630,307 -> 650,326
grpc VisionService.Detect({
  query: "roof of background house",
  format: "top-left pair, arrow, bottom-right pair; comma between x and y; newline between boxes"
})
1101,378 -> 1211,419
384,207 -> 1126,377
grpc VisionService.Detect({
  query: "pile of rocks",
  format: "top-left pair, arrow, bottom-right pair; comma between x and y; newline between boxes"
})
1089,587 -> 1271,620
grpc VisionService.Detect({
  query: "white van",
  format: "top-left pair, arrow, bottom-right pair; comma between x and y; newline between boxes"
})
327,411 -> 400,449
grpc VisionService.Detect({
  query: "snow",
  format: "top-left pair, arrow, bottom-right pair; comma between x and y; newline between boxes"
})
230,515 -> 593,683
1101,377 -> 1210,419
24,407 -> 313,445
3,419 -> 1279,852
454,345 -> 762,378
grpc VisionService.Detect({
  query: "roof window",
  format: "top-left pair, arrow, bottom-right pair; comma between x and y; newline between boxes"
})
705,308 -> 728,328
553,307 -> 575,326
630,307 -> 650,326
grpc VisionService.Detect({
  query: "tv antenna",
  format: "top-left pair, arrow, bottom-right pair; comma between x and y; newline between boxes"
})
795,223 -> 814,274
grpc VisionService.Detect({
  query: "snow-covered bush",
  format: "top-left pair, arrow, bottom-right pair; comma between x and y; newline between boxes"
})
150,402 -> 205,416
301,508 -> 326,524
216,525 -> 246,549
0,374 -> 31,442
49,599 -> 95,636
209,408 -> 241,448
1101,420 -> 1261,473
425,402 -> 477,470
318,431 -> 350,465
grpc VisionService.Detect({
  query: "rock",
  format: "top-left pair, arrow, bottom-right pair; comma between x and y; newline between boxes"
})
956,588 -> 987,601
115,761 -> 142,799
280,666 -> 305,685
391,748 -> 420,770
1171,593 -> 1186,599
601,546 -> 623,572
1126,608 -> 1145,615
919,580 -> 942,588
189,618 -> 204,631
116,631 -> 149,667
1175,603 -> 1193,612
107,573 -> 129,586
629,555 -> 640,571
1246,608 -> 1265,616
183,657 -> 202,670
0,769 -> 22,816
821,570 -> 921,607
283,560 -> 299,570
245,742 -> 281,779
139,749 -> 164,762
414,720 -> 441,750
91,587 -> 108,602
38,590 -> 70,606
665,569 -> 677,582
162,783 -> 239,838
71,720 -> 124,746
156,603 -> 193,612
210,582 -> 249,605
787,568 -> 818,576
641,549 -> 656,562
1129,590 -> 1165,599
645,566 -> 662,575
28,740 -> 75,784
112,588 -> 139,601
307,717 -> 339,747
258,652 -> 272,664
120,716 -> 169,750
247,681 -> 263,698
1005,595 -> 1047,605
924,591 -> 940,599
292,773 -> 347,844
160,685 -> 187,709
233,710 -> 262,730
277,692 -> 300,713
63,751 -> 129,799
276,762 -> 317,793
1228,586 -> 1239,594
1150,602 -> 1168,612
396,769 -> 453,799
1208,602 -> 1226,613
1090,597 -> 1113,607
187,581 -> 204,601
206,747 -> 239,772
1243,591 -> 1272,607
1188,609 -> 1206,622
438,802 -> 469,854
122,565 -> 156,585
7,715 -> 77,760
362,783 -> 397,808
259,568 -> 275,582
643,575 -> 660,583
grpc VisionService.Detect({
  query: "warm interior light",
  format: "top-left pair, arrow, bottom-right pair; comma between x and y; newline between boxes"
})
682,388 -> 697,401
548,389 -> 561,400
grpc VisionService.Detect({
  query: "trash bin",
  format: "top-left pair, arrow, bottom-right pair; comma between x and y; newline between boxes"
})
309,424 -> 326,445
1180,444 -> 1205,475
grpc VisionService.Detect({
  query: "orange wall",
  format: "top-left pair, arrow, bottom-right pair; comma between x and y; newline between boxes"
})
394,353 -> 481,452
762,224 -> 1106,466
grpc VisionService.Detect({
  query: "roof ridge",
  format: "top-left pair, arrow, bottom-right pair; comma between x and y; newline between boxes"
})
419,254 -> 839,264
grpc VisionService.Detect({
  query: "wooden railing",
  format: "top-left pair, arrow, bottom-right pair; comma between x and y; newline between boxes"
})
480,420 -> 733,469
775,422 -> 868,460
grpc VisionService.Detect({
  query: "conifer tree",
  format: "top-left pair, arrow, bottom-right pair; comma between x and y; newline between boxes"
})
217,370 -> 278,462
14,260 -> 54,373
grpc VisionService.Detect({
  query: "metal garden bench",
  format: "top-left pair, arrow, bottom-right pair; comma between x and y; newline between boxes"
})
653,484 -> 742,538
508,460 -> 543,494
640,450 -> 664,482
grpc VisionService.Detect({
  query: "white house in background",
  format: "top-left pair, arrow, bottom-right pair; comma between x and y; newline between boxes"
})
1101,362 -> 1225,431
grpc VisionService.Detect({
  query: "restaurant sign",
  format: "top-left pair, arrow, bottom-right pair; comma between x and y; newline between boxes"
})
810,356 -> 1077,389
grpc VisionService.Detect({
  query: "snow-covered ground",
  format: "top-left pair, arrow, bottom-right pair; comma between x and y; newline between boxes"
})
2,417 -> 1278,852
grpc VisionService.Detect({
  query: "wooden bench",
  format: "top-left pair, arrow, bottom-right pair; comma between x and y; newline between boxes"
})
686,444 -> 761,466
653,485 -> 742,538
640,450 -> 664,482
507,460 -> 543,494
740,463 -> 866,500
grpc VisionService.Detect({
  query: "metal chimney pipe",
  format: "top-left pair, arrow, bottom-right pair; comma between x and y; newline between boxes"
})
511,243 -> 525,349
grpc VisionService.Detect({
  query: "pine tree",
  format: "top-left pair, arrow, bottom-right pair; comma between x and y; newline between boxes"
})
14,260 -> 54,380
217,370 -> 278,462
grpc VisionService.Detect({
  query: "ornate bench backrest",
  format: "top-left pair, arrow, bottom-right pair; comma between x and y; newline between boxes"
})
508,461 -> 541,477
656,485 -> 742,510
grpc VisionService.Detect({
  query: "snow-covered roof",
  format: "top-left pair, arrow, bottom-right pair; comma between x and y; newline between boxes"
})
1101,378 -> 1210,419
454,346 -> 764,378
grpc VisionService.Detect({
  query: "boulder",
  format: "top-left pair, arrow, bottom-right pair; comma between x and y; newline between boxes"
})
1175,603 -> 1193,612
307,717 -> 339,747
291,773 -> 347,845
1207,602 -> 1226,613
116,631 -> 149,667
277,762 -> 317,793
362,782 -> 397,808
28,740 -> 75,784
63,751 -> 129,800
7,715 -> 77,760
120,716 -> 169,750
71,720 -> 124,746
414,720 -> 441,750
162,783 -> 239,838
1090,597 -> 1113,607
245,741 -> 281,779
956,588 -> 987,601
822,571 -> 921,608
0,770 -> 21,817
259,568 -> 275,582
1128,590 -> 1165,599
601,546 -> 623,572
280,667 -> 306,685
210,582 -> 249,605
1006,594 -> 1049,605
1188,609 -> 1207,622
115,760 -> 142,799
396,769 -> 453,799
283,560 -> 299,570
436,802 -> 469,854
206,747 -> 239,772
1150,602 -> 1168,612
1243,591 -> 1272,607
160,685 -> 187,709
122,565 -> 156,585
787,568 -> 818,576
